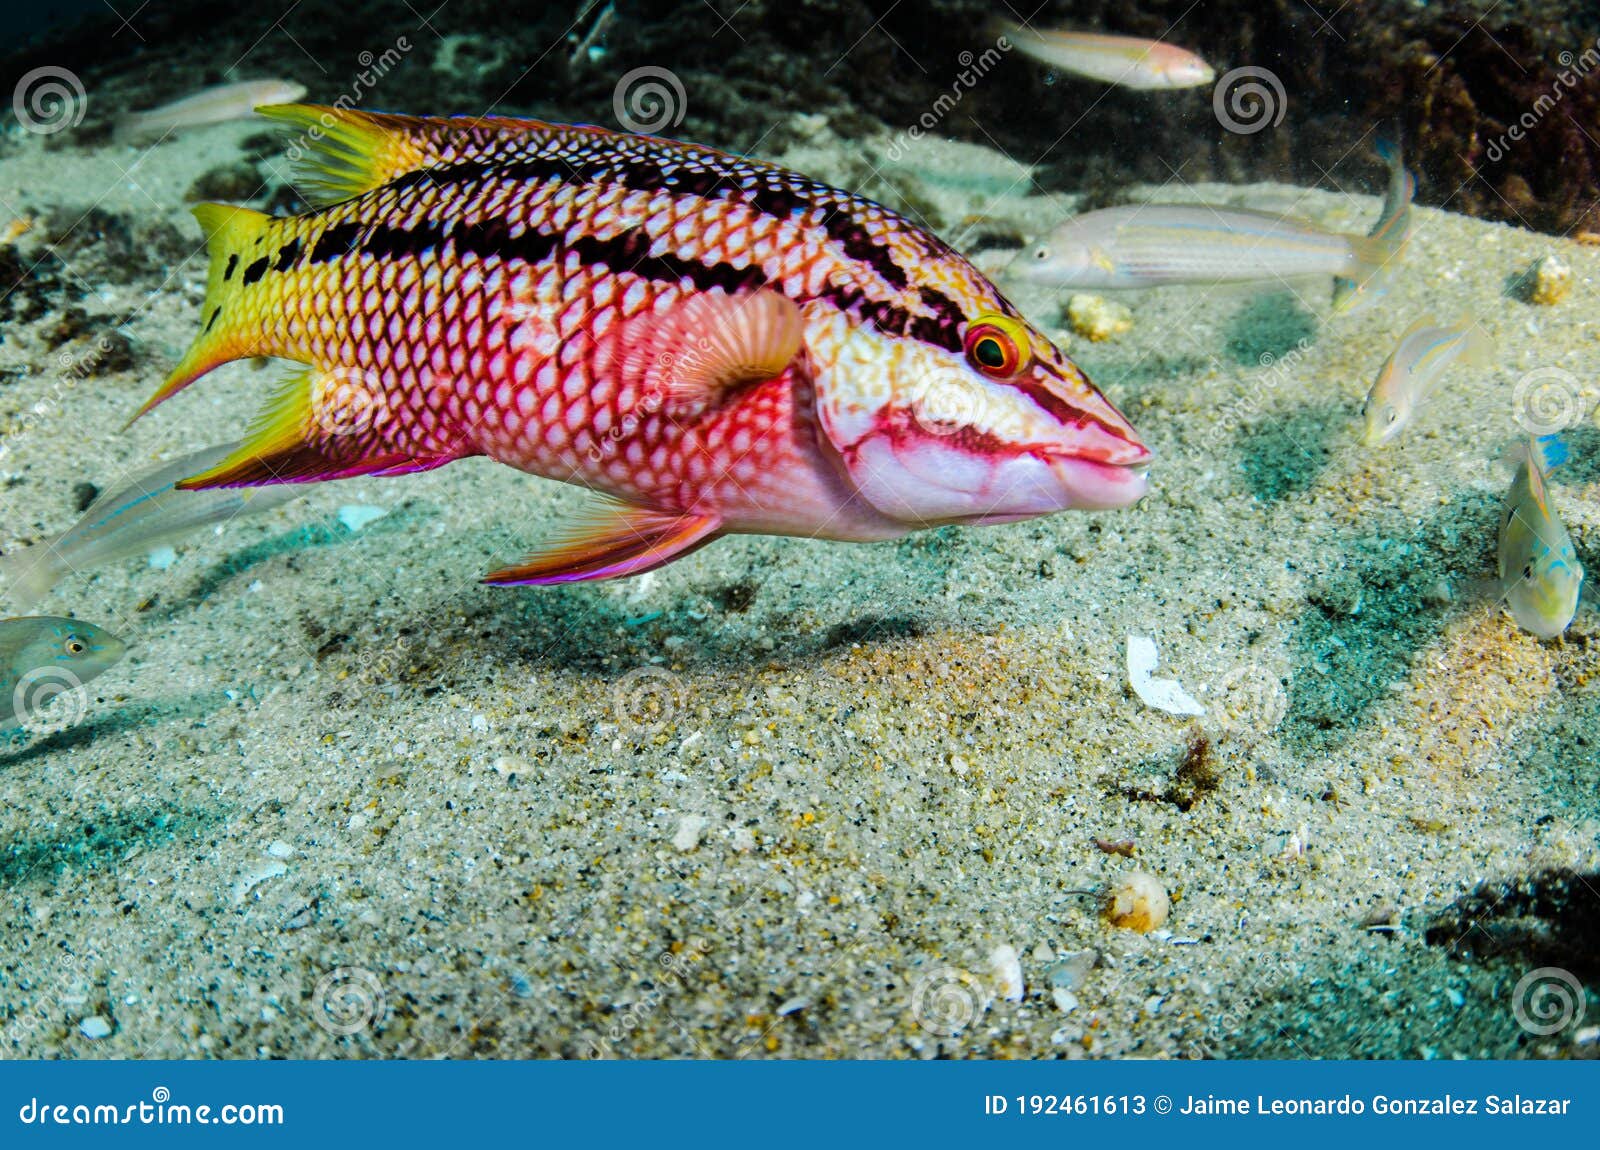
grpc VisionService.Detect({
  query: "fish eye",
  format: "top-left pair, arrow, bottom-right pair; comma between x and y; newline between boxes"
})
1522,563 -> 1534,581
1032,247 -> 1049,261
1385,409 -> 1397,424
64,635 -> 87,655
963,316 -> 1031,379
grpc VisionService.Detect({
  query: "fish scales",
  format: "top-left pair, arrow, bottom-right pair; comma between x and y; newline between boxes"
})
209,137 -> 960,510
139,106 -> 1149,583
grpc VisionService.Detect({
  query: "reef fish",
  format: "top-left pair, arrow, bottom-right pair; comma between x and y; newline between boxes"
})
1016,139 -> 1413,301
0,616 -> 126,732
116,79 -> 308,141
1498,437 -> 1583,640
999,21 -> 1214,90
1360,314 -> 1493,446
132,105 -> 1150,585
0,442 -> 298,612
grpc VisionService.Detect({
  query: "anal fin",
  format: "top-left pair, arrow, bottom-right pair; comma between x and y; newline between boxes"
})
484,503 -> 722,586
175,366 -> 467,489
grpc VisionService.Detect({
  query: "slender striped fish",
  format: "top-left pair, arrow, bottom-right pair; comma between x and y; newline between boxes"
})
0,443 -> 298,612
1014,140 -> 1414,299
1360,315 -> 1493,446
116,79 -> 308,142
998,20 -> 1214,90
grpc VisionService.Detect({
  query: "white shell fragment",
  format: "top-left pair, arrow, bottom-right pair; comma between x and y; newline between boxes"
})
337,504 -> 388,532
989,944 -> 1024,1002
1126,635 -> 1206,716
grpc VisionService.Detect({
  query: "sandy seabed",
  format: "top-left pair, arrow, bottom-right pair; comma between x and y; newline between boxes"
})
0,117 -> 1595,1059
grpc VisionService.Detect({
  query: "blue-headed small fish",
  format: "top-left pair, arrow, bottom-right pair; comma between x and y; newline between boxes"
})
1361,314 -> 1494,446
0,616 -> 126,732
1498,436 -> 1584,640
0,442 -> 298,612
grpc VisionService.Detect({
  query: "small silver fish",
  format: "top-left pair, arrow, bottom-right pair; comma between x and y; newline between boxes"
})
0,442 -> 298,612
999,20 -> 1215,90
1360,315 -> 1493,446
1015,140 -> 1413,299
115,79 -> 308,141
1331,138 -> 1415,313
1498,438 -> 1584,640
0,616 -> 126,732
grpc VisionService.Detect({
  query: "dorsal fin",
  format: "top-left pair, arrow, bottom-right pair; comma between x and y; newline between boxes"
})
260,104 -> 438,207
261,104 -> 576,208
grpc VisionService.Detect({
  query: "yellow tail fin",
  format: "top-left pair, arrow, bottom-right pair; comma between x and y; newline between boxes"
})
128,202 -> 272,426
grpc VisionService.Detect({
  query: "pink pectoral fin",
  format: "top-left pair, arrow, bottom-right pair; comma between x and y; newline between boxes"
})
483,506 -> 723,586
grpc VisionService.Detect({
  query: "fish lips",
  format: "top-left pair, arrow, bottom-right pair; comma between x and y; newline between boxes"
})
1046,452 -> 1151,511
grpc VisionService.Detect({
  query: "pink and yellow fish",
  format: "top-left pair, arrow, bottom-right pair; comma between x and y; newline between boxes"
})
132,106 -> 1150,585
997,20 -> 1214,90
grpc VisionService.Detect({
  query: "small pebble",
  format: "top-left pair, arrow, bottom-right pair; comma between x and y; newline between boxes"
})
672,814 -> 708,852
337,504 -> 388,532
147,545 -> 177,570
79,1016 -> 112,1040
1525,254 -> 1572,305
989,943 -> 1024,1002
1065,294 -> 1132,342
1103,871 -> 1170,933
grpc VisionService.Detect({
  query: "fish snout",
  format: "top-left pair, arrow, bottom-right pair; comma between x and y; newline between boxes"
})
1046,453 -> 1150,510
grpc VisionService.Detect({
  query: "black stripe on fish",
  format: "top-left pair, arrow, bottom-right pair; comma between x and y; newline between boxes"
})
301,212 -> 964,353
387,157 -> 916,300
241,256 -> 270,286
273,238 -> 302,272
307,222 -> 366,264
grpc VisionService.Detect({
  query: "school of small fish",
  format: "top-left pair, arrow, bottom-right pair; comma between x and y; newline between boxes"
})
0,12 -> 1589,746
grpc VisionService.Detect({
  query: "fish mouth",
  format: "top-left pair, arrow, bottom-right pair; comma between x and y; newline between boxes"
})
1047,454 -> 1151,510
